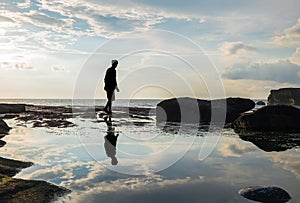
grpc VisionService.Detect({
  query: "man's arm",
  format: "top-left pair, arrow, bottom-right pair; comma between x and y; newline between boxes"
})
114,69 -> 120,92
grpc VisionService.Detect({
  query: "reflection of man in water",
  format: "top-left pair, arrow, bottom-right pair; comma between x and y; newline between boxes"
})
104,120 -> 119,165
103,59 -> 120,115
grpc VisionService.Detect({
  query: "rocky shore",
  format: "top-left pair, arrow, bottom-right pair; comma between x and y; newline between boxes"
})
233,88 -> 300,132
156,88 -> 300,133
1,88 -> 300,201
0,104 -> 73,202
0,155 -> 70,202
0,102 -> 158,202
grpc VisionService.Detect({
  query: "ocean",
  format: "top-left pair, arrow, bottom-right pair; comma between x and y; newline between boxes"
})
1,98 -> 300,203
0,98 -> 161,108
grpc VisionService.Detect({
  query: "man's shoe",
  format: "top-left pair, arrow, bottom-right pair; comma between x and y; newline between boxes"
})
103,108 -> 109,114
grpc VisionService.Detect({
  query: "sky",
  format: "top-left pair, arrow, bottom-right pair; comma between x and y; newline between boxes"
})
0,0 -> 300,99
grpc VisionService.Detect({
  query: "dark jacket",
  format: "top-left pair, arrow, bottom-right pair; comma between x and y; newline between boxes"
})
104,67 -> 117,92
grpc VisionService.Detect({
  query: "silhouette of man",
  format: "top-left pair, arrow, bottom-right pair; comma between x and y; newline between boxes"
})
104,120 -> 119,165
104,60 -> 120,114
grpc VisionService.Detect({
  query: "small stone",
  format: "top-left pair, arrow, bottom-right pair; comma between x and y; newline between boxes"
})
256,101 -> 265,105
239,186 -> 291,203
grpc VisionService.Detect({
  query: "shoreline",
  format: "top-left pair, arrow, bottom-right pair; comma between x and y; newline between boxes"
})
0,94 -> 298,202
0,104 -> 75,202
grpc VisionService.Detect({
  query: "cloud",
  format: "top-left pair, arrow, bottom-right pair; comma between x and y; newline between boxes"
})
269,152 -> 300,179
223,59 -> 300,84
0,0 -> 210,52
0,53 -> 38,71
273,18 -> 300,46
17,0 -> 31,9
218,140 -> 256,157
0,61 -> 33,70
219,41 -> 256,55
290,47 -> 300,65
52,65 -> 69,72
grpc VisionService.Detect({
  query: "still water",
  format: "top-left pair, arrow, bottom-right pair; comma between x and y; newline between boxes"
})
1,99 -> 300,202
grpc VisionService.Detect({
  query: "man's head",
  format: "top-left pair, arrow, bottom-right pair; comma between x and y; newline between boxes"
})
111,59 -> 118,68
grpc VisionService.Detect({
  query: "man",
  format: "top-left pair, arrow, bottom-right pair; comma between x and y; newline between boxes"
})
104,59 -> 119,114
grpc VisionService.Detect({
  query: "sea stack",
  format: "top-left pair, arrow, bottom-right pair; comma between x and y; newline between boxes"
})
267,88 -> 300,105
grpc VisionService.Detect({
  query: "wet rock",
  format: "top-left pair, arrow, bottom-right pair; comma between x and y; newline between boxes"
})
0,174 -> 70,203
236,131 -> 300,152
0,104 -> 26,114
233,105 -> 300,131
0,157 -> 33,177
0,119 -> 11,134
15,105 -> 75,128
0,157 -> 70,202
129,107 -> 152,116
239,186 -> 291,203
256,101 -> 265,105
32,119 -> 75,128
1,114 -> 19,119
268,88 -> 300,105
156,97 -> 255,124
45,119 -> 75,128
0,140 -> 6,148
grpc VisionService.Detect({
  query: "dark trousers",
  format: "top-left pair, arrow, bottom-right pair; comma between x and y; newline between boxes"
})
104,90 -> 114,114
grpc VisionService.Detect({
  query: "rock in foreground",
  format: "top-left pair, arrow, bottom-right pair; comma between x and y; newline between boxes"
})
0,174 -> 70,203
0,157 -> 70,202
156,97 -> 255,124
233,105 -> 300,131
256,101 -> 265,105
0,157 -> 33,177
268,88 -> 300,105
0,104 -> 26,114
239,186 -> 291,203
0,119 -> 11,135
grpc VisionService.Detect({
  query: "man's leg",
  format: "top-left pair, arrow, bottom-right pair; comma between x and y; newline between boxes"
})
107,99 -> 112,114
105,90 -> 113,114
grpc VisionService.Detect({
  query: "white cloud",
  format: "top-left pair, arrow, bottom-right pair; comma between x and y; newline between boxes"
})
0,0 -> 210,53
222,79 -> 294,98
269,152 -> 300,179
290,47 -> 300,65
273,18 -> 300,46
218,139 -> 256,157
223,59 -> 300,84
0,53 -> 35,71
17,0 -> 31,9
52,65 -> 69,72
219,41 -> 256,55
63,168 -> 205,203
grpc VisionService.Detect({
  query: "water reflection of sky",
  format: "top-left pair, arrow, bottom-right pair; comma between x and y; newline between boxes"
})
1,118 -> 300,203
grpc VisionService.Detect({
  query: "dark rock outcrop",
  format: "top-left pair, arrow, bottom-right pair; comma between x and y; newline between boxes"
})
0,104 -> 26,114
0,157 -> 33,177
268,88 -> 300,105
236,131 -> 300,152
233,105 -> 300,131
156,97 -> 255,124
0,175 -> 70,203
239,186 -> 291,203
256,101 -> 265,105
0,157 -> 70,202
0,119 -> 11,134
16,105 -> 75,128
0,140 -> 6,148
